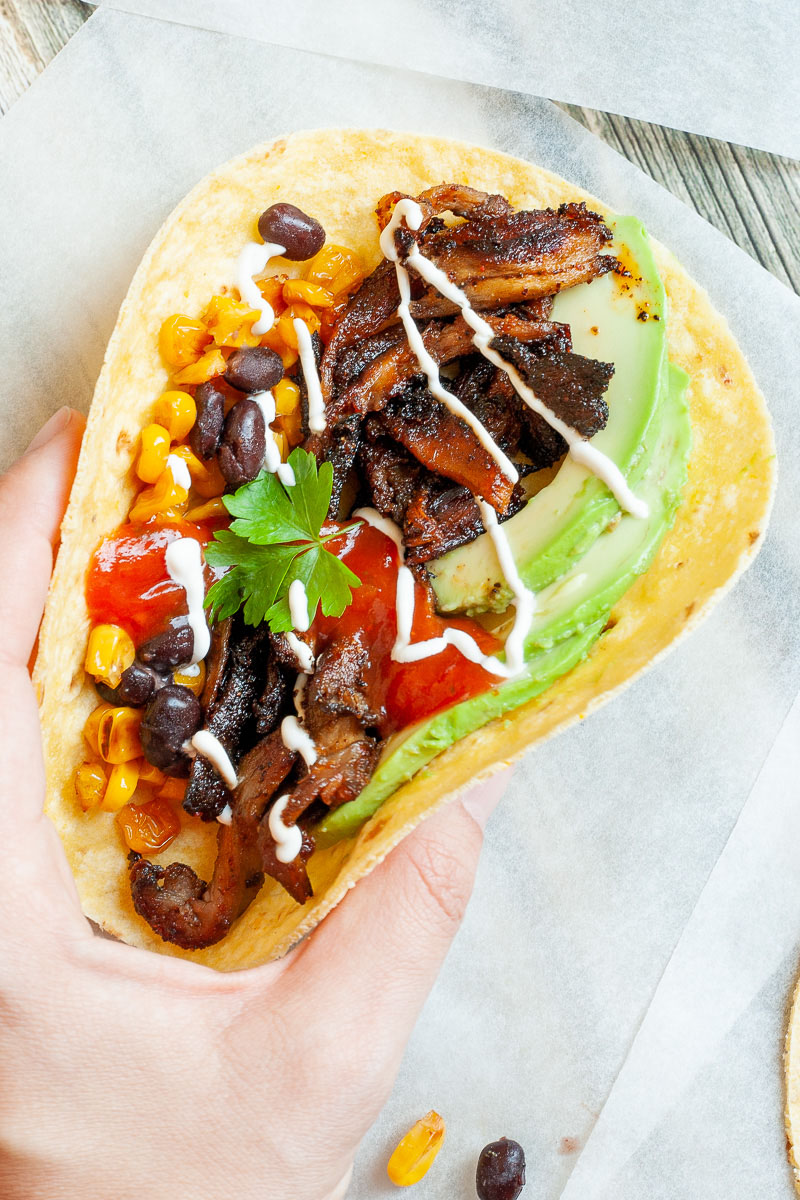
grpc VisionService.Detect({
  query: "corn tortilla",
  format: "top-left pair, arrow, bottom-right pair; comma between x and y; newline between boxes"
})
34,129 -> 775,970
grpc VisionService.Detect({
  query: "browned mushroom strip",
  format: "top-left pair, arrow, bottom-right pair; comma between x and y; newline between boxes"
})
129,733 -> 297,949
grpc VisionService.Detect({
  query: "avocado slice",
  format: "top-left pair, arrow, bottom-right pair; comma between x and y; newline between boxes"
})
429,215 -> 668,615
317,358 -> 689,846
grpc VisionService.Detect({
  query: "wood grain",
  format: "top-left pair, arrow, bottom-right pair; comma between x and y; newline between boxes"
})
1,0 -> 798,293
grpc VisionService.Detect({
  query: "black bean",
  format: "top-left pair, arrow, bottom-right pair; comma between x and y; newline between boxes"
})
257,203 -> 325,261
138,622 -> 194,672
95,661 -> 157,708
224,346 -> 283,394
218,397 -> 266,489
476,1139 -> 526,1200
140,684 -> 202,776
190,379 -> 226,460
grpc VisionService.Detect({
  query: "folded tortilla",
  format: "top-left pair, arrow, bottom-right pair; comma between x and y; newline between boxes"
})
34,129 -> 775,970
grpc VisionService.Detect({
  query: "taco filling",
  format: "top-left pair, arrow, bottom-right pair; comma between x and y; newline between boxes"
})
74,179 -> 690,951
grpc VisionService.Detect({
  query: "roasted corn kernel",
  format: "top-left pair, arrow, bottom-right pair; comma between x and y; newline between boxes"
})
158,314 -> 210,368
272,430 -> 290,462
153,390 -> 197,442
282,278 -> 334,308
173,346 -> 228,386
118,796 -> 181,854
204,295 -> 262,348
305,244 -> 364,296
136,423 -> 171,484
129,470 -> 189,523
386,1111 -> 446,1187
102,761 -> 141,813
185,497 -> 228,522
138,759 -> 168,786
273,377 -> 301,415
189,455 -> 226,500
260,326 -> 299,369
84,623 -> 135,689
254,273 -> 288,316
173,660 -> 206,696
89,705 -> 143,764
74,761 -> 108,812
158,777 -> 187,804
277,303 -> 321,350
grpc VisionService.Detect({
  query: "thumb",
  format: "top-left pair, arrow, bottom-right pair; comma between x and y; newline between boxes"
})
279,769 -> 510,1068
0,408 -> 85,669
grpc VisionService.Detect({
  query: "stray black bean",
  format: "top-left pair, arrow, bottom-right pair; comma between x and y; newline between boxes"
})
190,379 -> 226,460
476,1139 -> 526,1200
218,397 -> 266,488
138,622 -> 194,672
95,661 -> 156,708
257,203 -> 325,261
140,684 -> 202,776
224,346 -> 283,394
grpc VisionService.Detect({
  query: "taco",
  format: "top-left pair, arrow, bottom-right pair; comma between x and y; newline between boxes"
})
34,130 -> 774,970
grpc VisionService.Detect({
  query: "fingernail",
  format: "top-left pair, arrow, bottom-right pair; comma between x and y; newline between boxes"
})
461,768 -> 511,831
26,407 -> 73,454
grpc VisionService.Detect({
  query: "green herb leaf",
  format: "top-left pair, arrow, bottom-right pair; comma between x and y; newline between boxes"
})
204,449 -> 361,632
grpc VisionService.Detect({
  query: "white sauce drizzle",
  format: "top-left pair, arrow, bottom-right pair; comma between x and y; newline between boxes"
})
281,715 -> 317,767
165,538 -> 210,664
179,661 -> 201,679
268,794 -> 304,864
288,579 -> 310,631
191,730 -> 238,789
384,198 -> 648,519
285,632 -> 314,673
251,391 -> 296,486
166,453 -> 192,491
236,241 -> 286,334
379,205 -> 518,485
294,318 -> 326,433
217,803 -> 233,826
353,506 -> 405,553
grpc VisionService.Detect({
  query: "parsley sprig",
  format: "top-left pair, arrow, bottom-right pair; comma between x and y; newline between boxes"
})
204,449 -> 361,632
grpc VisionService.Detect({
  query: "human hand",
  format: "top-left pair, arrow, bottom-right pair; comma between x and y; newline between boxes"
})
0,409 -> 508,1200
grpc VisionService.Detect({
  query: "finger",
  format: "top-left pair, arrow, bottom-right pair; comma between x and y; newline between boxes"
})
278,770 -> 510,1078
0,408 -> 84,669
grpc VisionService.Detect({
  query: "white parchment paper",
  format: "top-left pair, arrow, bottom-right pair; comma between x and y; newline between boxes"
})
90,0 -> 800,159
1,8 -> 799,1198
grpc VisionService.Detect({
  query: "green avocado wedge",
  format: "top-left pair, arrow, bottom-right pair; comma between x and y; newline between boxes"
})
316,216 -> 691,847
429,215 -> 668,614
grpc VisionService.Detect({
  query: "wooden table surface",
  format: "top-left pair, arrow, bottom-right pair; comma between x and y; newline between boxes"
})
2,0 -> 798,294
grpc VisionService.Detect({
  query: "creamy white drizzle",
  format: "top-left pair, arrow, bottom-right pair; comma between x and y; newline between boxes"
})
179,661 -> 201,679
285,632 -> 314,673
281,715 -> 317,767
191,730 -> 238,789
288,579 -> 310,631
293,671 -> 309,723
164,538 -> 210,664
251,391 -> 296,486
294,319 -> 326,434
385,198 -> 648,519
353,506 -> 405,553
217,803 -> 233,826
236,241 -> 286,334
379,203 -> 518,485
268,794 -> 303,865
166,453 -> 192,491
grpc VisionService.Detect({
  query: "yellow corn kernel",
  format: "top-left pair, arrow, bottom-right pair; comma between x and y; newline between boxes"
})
190,456 -> 226,500
169,443 -> 216,488
74,761 -> 108,812
148,506 -> 188,528
153,390 -> 197,442
158,777 -> 187,804
159,314 -> 210,368
387,1111 -> 445,1187
204,295 -> 262,348
84,624 -> 135,689
138,759 -> 168,786
282,278 -> 334,309
272,430 -> 290,462
173,660 -> 206,696
129,471 -> 189,523
136,423 -> 171,484
84,704 -> 114,757
273,377 -> 301,416
254,273 -> 288,314
173,346 -> 227,386
277,303 -> 321,350
185,497 -> 228,522
90,706 -> 143,764
260,326 -> 299,369
102,761 -> 141,813
276,409 -> 303,447
305,244 -> 364,296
